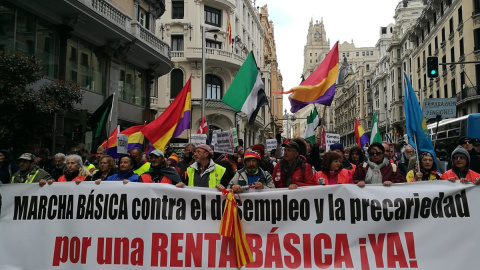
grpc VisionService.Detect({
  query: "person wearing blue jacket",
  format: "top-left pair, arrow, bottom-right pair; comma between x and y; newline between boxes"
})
106,154 -> 139,183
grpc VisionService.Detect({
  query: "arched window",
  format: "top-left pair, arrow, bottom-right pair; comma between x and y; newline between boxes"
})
170,69 -> 184,98
206,74 -> 222,100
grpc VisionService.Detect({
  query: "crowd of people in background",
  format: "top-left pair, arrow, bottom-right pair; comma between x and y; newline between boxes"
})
1,135 -> 480,189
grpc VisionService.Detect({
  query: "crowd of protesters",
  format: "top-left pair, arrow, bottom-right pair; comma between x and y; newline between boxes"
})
1,135 -> 480,189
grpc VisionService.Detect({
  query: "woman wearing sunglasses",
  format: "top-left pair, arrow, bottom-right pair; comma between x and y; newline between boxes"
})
353,142 -> 406,187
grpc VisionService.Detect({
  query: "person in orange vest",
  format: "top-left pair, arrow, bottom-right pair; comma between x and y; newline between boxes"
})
140,150 -> 181,184
314,151 -> 353,185
57,154 -> 92,183
441,146 -> 480,184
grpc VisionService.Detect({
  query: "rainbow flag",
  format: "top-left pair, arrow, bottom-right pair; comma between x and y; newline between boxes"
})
142,77 -> 191,151
101,125 -> 145,158
274,42 -> 338,113
354,118 -> 370,147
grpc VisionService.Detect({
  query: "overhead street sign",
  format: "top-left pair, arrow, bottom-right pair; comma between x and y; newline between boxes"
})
422,98 -> 457,119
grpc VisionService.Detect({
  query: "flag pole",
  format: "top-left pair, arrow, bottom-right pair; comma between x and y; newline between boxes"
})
106,93 -> 115,151
413,133 -> 420,170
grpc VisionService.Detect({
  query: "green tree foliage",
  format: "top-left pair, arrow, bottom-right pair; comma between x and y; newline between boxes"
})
0,51 -> 83,151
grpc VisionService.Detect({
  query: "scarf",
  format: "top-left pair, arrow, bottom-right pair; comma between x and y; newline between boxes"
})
281,157 -> 302,186
64,170 -> 80,182
365,158 -> 389,184
148,164 -> 182,183
418,167 -> 440,180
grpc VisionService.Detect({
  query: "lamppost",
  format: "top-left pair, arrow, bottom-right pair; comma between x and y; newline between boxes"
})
201,25 -> 220,120
272,96 -> 282,136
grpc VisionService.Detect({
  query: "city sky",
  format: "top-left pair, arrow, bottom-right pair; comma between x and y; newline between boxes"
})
256,0 -> 402,112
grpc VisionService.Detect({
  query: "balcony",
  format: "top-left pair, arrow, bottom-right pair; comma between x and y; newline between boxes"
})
456,87 -> 480,104
182,47 -> 245,68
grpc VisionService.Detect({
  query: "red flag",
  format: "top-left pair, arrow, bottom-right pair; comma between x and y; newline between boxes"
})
227,14 -> 232,45
197,116 -> 209,134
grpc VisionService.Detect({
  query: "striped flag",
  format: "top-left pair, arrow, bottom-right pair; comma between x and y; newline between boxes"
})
142,77 -> 191,151
370,112 -> 382,144
354,118 -> 370,147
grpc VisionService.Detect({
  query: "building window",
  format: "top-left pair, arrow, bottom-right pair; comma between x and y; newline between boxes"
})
458,6 -> 463,24
170,69 -> 184,98
366,64 -> 370,71
451,78 -> 456,95
449,17 -> 454,35
474,28 -> 480,51
172,1 -> 184,19
0,3 -> 59,77
460,38 -> 464,56
171,35 -> 184,51
118,62 -> 145,106
206,74 -> 222,100
205,6 -> 221,27
475,0 -> 480,15
356,52 -> 359,57
206,39 -> 221,49
138,7 -> 149,29
66,37 -> 104,93
444,84 -> 448,98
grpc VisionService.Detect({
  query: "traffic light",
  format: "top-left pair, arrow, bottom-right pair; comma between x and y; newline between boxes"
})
427,56 -> 439,78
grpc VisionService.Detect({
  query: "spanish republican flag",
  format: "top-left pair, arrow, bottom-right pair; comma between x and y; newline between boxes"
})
275,42 -> 338,113
101,125 -> 145,158
141,77 -> 191,151
354,118 -> 370,147
227,14 -> 232,44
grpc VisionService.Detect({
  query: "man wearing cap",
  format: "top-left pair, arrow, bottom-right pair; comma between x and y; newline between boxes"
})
228,151 -> 275,193
128,147 -> 151,176
441,145 -> 480,184
176,144 -> 228,190
473,138 -> 480,157
140,150 -> 181,184
11,153 -> 53,185
329,143 -> 356,176
272,141 -> 315,189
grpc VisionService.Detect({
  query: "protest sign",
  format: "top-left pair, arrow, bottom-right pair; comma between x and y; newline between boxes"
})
325,133 -> 340,151
215,131 -> 234,154
190,134 -> 207,146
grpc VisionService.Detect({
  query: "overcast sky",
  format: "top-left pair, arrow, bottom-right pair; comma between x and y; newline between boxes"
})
256,0 -> 401,112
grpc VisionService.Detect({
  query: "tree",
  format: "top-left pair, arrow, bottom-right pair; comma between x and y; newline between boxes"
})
0,51 -> 83,153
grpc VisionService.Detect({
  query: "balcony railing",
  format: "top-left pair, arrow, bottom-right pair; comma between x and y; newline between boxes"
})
131,23 -> 170,56
90,0 -> 130,30
182,47 -> 246,63
456,87 -> 480,102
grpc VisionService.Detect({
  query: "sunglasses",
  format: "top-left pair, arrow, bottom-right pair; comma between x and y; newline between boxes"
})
462,141 -> 471,145
369,152 -> 383,156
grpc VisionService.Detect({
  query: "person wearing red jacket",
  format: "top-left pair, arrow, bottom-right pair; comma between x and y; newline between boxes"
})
353,142 -> 406,187
272,141 -> 316,189
315,151 -> 353,185
441,145 -> 480,184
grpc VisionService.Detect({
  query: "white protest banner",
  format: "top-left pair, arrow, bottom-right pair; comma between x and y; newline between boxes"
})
117,134 -> 128,154
266,139 -> 277,152
1,182 -> 479,269
211,130 -> 221,148
190,134 -> 207,146
214,131 -> 234,154
231,128 -> 239,147
325,133 -> 340,151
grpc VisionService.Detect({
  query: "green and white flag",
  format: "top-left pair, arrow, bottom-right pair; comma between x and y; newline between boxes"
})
222,52 -> 268,125
370,112 -> 382,144
303,108 -> 320,144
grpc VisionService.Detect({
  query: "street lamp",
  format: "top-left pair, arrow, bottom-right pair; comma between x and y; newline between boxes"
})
272,96 -> 282,136
201,25 -> 220,120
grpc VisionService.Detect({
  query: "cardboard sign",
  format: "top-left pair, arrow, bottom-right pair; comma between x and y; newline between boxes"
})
325,133 -> 340,151
117,134 -> 128,154
190,134 -> 207,146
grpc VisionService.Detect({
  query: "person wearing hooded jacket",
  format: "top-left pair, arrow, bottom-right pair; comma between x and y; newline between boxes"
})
272,141 -> 316,189
140,150 -> 181,184
441,145 -> 480,184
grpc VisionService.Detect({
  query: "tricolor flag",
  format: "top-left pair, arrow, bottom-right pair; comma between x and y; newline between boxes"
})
88,94 -> 114,152
274,42 -> 339,113
101,125 -> 145,158
197,116 -> 209,134
404,72 -> 439,171
227,14 -> 232,45
354,118 -> 370,147
370,112 -> 382,144
142,77 -> 191,151
303,107 -> 320,144
222,52 -> 268,125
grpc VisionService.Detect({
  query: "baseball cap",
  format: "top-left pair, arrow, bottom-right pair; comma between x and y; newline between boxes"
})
151,150 -> 164,157
458,136 -> 472,145
472,138 -> 480,146
18,153 -> 35,161
282,141 -> 300,152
